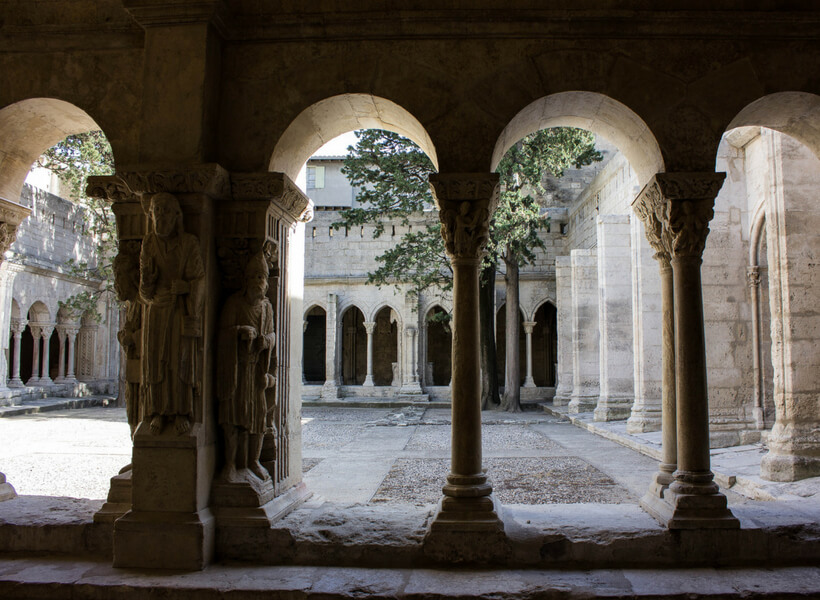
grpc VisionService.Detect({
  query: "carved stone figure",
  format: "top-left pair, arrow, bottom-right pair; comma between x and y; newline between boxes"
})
217,251 -> 276,482
114,244 -> 143,437
139,193 -> 205,435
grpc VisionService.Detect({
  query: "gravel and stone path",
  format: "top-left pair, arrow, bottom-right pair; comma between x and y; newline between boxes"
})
0,404 -> 657,505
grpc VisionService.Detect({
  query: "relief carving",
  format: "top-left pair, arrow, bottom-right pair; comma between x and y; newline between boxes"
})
667,198 -> 715,259
114,240 -> 143,438
0,222 -> 16,257
429,174 -> 498,259
217,251 -> 276,483
139,192 -> 205,435
120,164 -> 231,200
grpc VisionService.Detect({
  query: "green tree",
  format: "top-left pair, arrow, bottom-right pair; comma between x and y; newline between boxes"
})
335,128 -> 601,410
34,131 -> 116,319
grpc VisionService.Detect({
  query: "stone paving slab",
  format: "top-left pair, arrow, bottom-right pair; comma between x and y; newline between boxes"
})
1,556 -> 819,599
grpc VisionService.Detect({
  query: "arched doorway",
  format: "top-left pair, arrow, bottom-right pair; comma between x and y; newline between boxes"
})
532,302 -> 558,387
303,306 -> 326,384
495,303 -> 525,385
372,306 -> 398,386
425,306 -> 451,386
341,306 -> 366,385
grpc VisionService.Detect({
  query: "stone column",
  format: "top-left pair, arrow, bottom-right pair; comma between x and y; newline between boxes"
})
0,198 -> 29,503
425,173 -> 505,561
553,256 -> 573,405
321,292 -> 340,399
522,321 -> 536,388
54,325 -> 67,383
627,216 -> 663,433
64,327 -> 79,382
568,249 -> 599,414
362,321 -> 376,387
38,324 -> 54,385
8,318 -> 26,387
637,172 -> 738,529
398,325 -> 424,397
28,324 -> 42,386
0,262 -> 23,390
747,266 -> 765,430
594,215 -> 634,422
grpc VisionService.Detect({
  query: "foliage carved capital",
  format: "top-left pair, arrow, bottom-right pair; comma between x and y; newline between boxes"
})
429,173 -> 499,259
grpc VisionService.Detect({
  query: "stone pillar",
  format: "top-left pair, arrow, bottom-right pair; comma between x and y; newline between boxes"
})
54,326 -> 67,383
64,327 -> 79,382
425,173 -> 506,561
522,321 -> 536,388
399,325 -> 424,397
38,324 -> 54,385
633,186 -> 678,514
568,249 -> 599,414
594,215 -> 634,422
0,262 -> 23,390
627,216 -> 663,433
321,292 -> 340,399
760,132 -> 820,481
637,172 -> 738,529
362,321 -> 376,387
0,198 -> 28,503
553,256 -> 573,405
747,266 -> 765,430
8,318 -> 26,387
28,324 -> 41,386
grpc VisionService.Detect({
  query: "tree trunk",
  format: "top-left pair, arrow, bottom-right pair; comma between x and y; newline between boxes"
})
480,262 -> 500,410
501,247 -> 522,412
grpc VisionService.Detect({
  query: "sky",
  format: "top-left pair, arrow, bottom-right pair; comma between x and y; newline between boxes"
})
312,131 -> 359,157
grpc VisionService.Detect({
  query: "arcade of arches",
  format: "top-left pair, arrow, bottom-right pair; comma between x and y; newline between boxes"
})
0,0 -> 819,582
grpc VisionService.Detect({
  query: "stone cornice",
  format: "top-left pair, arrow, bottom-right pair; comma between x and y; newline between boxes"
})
123,0 -> 231,36
230,172 -> 312,224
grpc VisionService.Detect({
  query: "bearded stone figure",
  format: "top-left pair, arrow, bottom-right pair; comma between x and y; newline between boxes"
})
217,250 -> 276,482
139,192 -> 205,436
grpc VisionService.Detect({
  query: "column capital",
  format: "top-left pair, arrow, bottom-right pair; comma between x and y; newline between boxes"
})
633,172 -> 725,262
747,265 -> 761,288
404,326 -> 417,337
363,321 -> 376,335
0,197 -> 32,262
522,321 -> 537,334
9,318 -> 27,336
39,323 -> 56,338
429,173 -> 499,260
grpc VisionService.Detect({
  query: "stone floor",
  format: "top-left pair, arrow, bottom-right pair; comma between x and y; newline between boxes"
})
1,401 -> 820,598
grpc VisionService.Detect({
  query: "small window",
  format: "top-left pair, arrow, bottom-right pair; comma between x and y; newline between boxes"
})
306,165 -> 325,189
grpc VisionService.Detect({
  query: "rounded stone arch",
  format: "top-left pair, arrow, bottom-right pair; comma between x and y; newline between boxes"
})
531,300 -> 559,387
491,91 -> 665,189
26,300 -> 52,324
0,98 -> 120,205
339,303 -> 367,386
302,304 -> 327,384
269,93 -> 439,181
371,304 -> 401,387
726,92 -> 820,162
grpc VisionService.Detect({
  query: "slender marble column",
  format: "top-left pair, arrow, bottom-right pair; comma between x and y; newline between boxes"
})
65,327 -> 79,382
28,324 -> 42,385
8,318 -> 26,387
55,325 -> 67,383
522,321 -> 536,388
747,266 -> 765,430
39,324 -> 54,385
425,173 -> 504,558
362,321 -> 376,387
636,172 -> 738,529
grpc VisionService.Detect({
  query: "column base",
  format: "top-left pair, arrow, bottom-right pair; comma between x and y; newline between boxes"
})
553,384 -> 572,406
638,467 -> 676,522
593,396 -> 633,422
362,377 -> 374,387
523,376 -> 535,388
320,382 -> 339,399
113,507 -> 215,570
656,486 -> 740,530
7,378 -> 23,388
399,381 -> 424,396
568,394 -> 597,414
761,451 -> 820,482
626,407 -> 662,433
424,494 -> 508,563
212,477 -> 311,529
760,423 -> 820,481
0,472 -> 16,502
94,468 -> 132,523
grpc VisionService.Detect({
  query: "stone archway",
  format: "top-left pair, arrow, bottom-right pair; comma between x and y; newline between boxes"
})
531,301 -> 557,387
372,306 -> 399,387
303,305 -> 326,384
425,305 -> 451,386
341,306 -> 366,385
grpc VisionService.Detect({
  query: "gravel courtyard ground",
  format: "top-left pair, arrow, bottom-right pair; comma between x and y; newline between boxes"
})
0,404 -> 659,505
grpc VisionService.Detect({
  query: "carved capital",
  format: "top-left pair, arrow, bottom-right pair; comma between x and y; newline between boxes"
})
39,323 -> 55,338
430,173 -> 499,259
86,176 -> 138,204
0,198 -> 32,262
230,172 -> 312,225
747,265 -> 761,288
363,321 -> 376,335
10,318 -> 27,336
404,326 -> 417,338
523,321 -> 537,335
634,172 -> 725,261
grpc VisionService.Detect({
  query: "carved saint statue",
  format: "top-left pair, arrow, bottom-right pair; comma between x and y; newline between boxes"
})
217,251 -> 275,482
113,246 -> 142,438
139,192 -> 205,435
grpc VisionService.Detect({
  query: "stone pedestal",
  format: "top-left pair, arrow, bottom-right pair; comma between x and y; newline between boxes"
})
568,249 -> 599,414
594,215 -> 634,422
424,173 -> 506,560
0,472 -> 16,501
94,469 -> 132,523
553,256 -> 573,405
